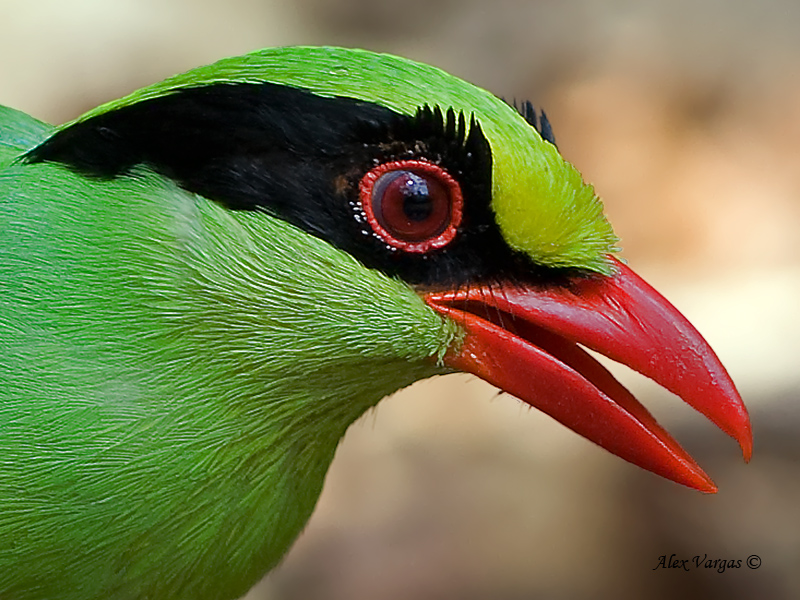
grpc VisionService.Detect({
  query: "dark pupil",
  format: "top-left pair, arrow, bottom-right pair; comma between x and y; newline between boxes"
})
400,174 -> 433,222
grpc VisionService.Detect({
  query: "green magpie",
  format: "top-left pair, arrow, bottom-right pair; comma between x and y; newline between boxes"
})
0,46 -> 751,600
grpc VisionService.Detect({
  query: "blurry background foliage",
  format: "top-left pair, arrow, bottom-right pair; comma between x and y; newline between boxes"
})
1,1 -> 798,598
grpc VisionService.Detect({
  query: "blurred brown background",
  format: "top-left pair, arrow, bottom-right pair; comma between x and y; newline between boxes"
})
1,1 -> 798,598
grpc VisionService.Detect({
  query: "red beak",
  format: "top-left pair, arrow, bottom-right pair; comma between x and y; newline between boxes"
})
424,257 -> 751,493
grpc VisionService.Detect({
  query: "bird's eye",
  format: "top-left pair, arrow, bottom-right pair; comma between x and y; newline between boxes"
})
359,159 -> 463,253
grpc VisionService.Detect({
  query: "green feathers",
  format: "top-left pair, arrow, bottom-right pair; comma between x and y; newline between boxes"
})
60,46 -> 619,274
0,160 -> 455,599
0,105 -> 51,164
1,46 -> 621,600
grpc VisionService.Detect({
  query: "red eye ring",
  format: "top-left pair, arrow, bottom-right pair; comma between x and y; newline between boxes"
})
358,159 -> 463,253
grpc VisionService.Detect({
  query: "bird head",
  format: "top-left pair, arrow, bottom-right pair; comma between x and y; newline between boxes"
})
28,46 -> 751,493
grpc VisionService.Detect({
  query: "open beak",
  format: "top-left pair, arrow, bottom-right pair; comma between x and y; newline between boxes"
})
424,257 -> 751,493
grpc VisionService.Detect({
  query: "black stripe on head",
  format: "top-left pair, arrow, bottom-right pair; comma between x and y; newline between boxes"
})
28,82 -> 568,288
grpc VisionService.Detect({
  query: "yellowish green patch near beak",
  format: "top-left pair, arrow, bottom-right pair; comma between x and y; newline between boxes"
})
483,112 -> 620,274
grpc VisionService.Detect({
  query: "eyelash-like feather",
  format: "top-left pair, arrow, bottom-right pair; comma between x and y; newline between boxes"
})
509,99 -> 557,147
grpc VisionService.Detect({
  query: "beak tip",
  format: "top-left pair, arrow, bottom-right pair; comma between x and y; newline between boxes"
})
733,416 -> 753,463
741,440 -> 753,464
687,467 -> 718,494
679,459 -> 718,494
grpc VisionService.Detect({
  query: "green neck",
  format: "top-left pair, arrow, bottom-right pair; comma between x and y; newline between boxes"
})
0,162 -> 457,599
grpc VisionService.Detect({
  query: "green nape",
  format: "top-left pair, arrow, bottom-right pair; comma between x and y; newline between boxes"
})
57,46 -> 619,274
0,105 -> 52,163
0,161 -> 458,600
